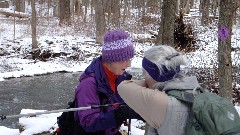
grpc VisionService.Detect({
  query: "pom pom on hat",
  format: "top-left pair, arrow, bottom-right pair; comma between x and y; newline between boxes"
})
102,30 -> 134,62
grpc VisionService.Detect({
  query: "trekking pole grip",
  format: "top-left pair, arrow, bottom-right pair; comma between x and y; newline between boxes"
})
0,114 -> 6,121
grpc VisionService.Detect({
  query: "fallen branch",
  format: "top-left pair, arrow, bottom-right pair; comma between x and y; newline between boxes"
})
0,8 -> 31,18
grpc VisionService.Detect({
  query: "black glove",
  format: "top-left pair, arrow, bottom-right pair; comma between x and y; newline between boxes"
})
113,105 -> 143,126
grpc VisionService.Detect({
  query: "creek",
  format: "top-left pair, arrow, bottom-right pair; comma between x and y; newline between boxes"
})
0,68 -> 143,129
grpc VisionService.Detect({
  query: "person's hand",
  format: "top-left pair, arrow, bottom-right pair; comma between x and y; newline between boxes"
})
113,105 -> 143,126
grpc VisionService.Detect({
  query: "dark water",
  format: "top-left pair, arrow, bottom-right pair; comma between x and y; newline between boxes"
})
0,69 -> 143,129
0,72 -> 81,128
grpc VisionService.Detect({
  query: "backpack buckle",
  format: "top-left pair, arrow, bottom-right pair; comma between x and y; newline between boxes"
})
193,121 -> 201,131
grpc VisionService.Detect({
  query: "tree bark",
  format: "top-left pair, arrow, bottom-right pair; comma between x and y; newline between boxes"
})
123,0 -> 130,23
31,0 -> 38,50
53,0 -> 59,17
70,0 -> 75,16
75,0 -> 83,16
201,0 -> 210,26
179,0 -> 187,9
218,0 -> 235,100
59,0 -> 71,26
211,0 -> 219,17
91,0 -> 95,19
156,0 -> 177,46
232,0 -> 240,25
111,0 -> 121,28
95,0 -> 106,44
0,0 -> 9,8
146,0 -> 157,13
13,0 -> 25,12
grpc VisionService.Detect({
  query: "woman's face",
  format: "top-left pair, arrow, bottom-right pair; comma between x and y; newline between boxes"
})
108,60 -> 131,75
143,69 -> 157,88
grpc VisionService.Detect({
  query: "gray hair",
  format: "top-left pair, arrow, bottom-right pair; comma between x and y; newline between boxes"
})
143,45 -> 187,74
143,45 -> 187,90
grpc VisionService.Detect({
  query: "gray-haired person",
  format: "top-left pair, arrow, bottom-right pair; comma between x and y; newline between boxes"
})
117,45 -> 201,135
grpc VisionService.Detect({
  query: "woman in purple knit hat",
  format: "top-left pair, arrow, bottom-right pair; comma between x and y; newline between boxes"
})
72,30 -> 142,135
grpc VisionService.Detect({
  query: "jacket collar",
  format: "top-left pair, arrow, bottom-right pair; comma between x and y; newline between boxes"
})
80,56 -> 132,101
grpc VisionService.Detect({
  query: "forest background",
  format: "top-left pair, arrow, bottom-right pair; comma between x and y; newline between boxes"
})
0,0 -> 240,134
2,0 -> 238,103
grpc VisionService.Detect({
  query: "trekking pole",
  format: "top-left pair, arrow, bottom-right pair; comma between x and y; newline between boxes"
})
128,119 -> 131,135
0,103 -> 126,121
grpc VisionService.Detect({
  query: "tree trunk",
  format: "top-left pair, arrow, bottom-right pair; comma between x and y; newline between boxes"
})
31,0 -> 38,50
199,0 -> 204,13
201,0 -> 210,26
47,0 -> 51,24
156,0 -> 177,46
0,0 -> 9,8
59,0 -> 71,26
53,0 -> 59,17
75,0 -> 83,16
104,0 -> 111,26
83,0 -> 88,23
179,0 -> 186,9
123,0 -> 130,23
147,0 -> 158,13
211,0 -> 219,17
190,0 -> 194,8
111,0 -> 121,28
232,0 -> 240,25
70,0 -> 75,16
13,0 -> 25,12
238,7 -> 240,25
183,0 -> 190,14
95,0 -> 106,44
218,0 -> 235,100
91,0 -> 95,19
156,19 -> 163,45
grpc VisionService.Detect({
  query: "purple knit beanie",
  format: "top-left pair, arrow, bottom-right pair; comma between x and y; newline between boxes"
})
102,30 -> 134,62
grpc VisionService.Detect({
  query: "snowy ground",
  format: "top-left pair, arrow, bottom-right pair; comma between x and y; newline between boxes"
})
0,3 -> 240,135
0,34 -> 239,134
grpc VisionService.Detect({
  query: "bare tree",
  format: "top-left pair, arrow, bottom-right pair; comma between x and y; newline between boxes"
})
82,0 -> 89,23
123,0 -> 130,23
53,0 -> 59,17
75,0 -> 83,16
111,0 -> 121,28
13,0 -> 25,12
95,0 -> 106,44
210,0 -> 219,17
201,0 -> 210,26
70,0 -> 75,16
232,0 -> 240,25
146,0 -> 155,13
156,0 -> 177,46
179,0 -> 185,9
59,0 -> 71,26
103,0 -> 121,28
218,0 -> 236,100
91,0 -> 95,18
31,0 -> 38,50
0,0 -> 9,8
47,0 -> 51,24
190,0 -> 194,8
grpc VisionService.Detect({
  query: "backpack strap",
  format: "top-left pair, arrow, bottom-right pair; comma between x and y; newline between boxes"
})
165,87 -> 203,103
166,89 -> 194,103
